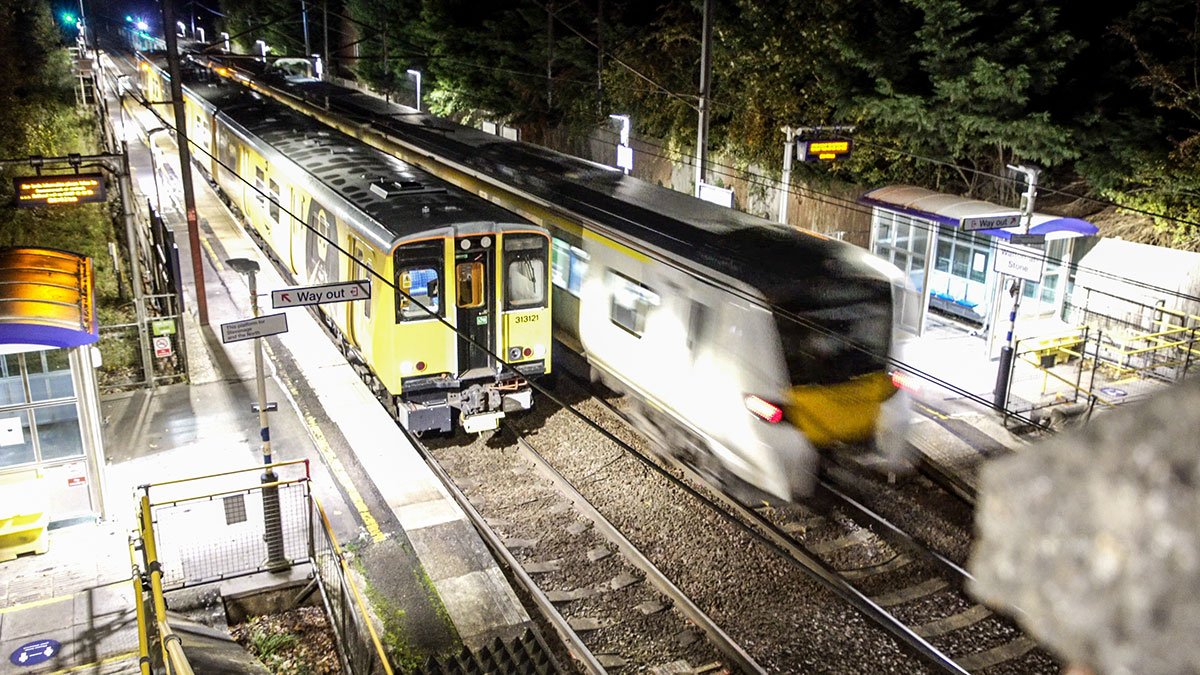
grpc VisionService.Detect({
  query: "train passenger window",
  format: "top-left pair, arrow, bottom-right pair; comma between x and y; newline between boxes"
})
505,234 -> 547,309
550,237 -> 589,297
687,301 -> 708,354
607,269 -> 658,337
269,179 -> 280,223
397,267 -> 440,320
456,262 -> 485,308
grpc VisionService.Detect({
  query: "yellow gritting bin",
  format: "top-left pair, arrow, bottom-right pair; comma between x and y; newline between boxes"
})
0,470 -> 50,562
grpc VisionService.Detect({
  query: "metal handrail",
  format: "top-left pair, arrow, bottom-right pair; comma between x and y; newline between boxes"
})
138,492 -> 195,675
312,498 -> 394,675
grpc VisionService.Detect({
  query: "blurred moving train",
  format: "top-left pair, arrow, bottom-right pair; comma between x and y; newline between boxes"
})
140,52 -> 910,501
136,57 -> 552,434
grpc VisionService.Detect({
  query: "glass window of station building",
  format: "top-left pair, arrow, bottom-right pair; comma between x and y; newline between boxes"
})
0,248 -> 108,527
859,185 -> 1098,341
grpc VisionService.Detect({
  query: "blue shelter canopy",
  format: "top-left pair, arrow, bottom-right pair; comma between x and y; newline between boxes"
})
858,185 -> 1099,240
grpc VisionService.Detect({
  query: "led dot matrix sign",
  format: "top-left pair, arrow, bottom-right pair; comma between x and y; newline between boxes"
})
13,174 -> 106,207
799,139 -> 853,162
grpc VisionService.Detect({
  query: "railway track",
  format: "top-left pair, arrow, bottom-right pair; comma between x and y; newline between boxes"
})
554,368 -> 1060,674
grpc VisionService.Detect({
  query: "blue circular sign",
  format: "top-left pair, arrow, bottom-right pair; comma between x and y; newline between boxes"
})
10,640 -> 60,667
1100,387 -> 1128,397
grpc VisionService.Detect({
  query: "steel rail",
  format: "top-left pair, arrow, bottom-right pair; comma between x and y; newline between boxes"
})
566,373 -> 970,675
815,480 -> 974,587
397,425 -> 606,675
507,428 -> 769,675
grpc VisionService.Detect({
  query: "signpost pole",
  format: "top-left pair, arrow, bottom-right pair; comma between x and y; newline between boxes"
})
778,126 -> 794,224
993,164 -> 1041,412
227,258 -> 288,571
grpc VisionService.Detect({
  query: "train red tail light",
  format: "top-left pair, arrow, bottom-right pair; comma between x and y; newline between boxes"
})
744,395 -> 784,424
890,369 -> 921,395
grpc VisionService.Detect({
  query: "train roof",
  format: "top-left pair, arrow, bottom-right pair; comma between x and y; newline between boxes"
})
241,69 -> 894,310
142,56 -> 542,252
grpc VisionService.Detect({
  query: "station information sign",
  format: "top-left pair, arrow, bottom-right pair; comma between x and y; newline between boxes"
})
960,213 -> 1022,232
13,174 -> 106,207
271,280 -> 370,309
799,139 -> 853,162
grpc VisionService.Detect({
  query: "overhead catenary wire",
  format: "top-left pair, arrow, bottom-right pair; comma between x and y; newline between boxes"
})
121,48 -> 1056,437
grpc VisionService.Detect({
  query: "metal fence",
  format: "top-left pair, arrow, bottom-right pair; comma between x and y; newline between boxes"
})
312,499 -> 395,675
1005,321 -> 1199,421
136,461 -> 392,675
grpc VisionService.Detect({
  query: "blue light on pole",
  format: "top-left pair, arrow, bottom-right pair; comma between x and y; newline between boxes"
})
125,15 -> 132,22
406,69 -> 422,112
62,13 -> 75,23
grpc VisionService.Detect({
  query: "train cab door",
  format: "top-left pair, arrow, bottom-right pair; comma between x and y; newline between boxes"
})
454,238 -> 494,376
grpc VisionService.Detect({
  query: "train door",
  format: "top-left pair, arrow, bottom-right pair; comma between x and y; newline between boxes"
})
290,191 -> 304,274
455,238 -> 494,375
348,240 -> 371,349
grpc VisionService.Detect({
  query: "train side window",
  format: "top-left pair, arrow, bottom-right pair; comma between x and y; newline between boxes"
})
456,262 -> 485,308
269,179 -> 280,223
550,237 -> 589,297
504,234 -> 547,309
607,269 -> 658,337
354,245 -> 372,319
255,166 -> 267,220
687,300 -> 708,354
397,267 -> 440,320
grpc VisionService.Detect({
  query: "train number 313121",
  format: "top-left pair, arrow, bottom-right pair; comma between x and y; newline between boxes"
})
514,314 -> 539,324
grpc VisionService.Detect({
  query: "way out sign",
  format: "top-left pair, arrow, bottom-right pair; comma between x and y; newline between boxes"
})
272,281 -> 370,309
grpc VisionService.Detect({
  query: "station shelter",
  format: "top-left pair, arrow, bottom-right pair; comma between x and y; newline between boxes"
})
0,248 -> 107,556
859,185 -> 1099,344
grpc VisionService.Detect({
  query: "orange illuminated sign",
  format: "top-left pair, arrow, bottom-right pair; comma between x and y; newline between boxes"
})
800,139 -> 853,162
13,174 -> 106,207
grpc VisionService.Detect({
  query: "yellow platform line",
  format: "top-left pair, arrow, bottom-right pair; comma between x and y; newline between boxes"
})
0,578 -> 132,615
263,341 -> 386,543
47,650 -> 139,674
200,235 -> 225,272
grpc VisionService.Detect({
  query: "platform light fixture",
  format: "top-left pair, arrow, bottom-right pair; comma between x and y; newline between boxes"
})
176,20 -> 185,37
256,39 -> 269,62
406,69 -> 421,111
313,55 -> 324,80
136,19 -> 148,31
610,114 -> 632,174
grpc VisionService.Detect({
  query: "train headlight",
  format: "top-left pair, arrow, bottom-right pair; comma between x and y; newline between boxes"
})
890,369 -> 922,395
744,395 -> 784,424
400,361 -> 414,375
532,344 -> 546,359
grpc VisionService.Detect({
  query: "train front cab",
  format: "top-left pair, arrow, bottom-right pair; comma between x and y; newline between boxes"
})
391,230 -> 550,434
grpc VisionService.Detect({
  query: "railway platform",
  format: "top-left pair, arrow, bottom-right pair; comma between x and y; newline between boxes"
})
0,52 -> 535,674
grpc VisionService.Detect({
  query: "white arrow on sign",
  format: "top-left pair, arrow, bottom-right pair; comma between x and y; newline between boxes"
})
271,280 -> 371,309
220,313 -> 289,344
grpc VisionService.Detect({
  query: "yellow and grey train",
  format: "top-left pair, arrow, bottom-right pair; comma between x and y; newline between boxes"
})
137,57 -> 552,434
157,53 -> 909,501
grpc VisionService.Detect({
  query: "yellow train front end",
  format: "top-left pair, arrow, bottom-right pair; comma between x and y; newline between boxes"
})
386,230 -> 552,434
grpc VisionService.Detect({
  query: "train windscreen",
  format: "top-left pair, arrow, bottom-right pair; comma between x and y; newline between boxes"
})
775,301 -> 892,386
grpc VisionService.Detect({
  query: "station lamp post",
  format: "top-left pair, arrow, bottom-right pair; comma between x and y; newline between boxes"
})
407,69 -> 422,111
226,257 -> 289,571
256,39 -> 269,63
610,114 -> 632,174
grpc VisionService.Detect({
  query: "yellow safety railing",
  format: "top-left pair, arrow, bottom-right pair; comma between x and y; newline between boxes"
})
137,493 -> 194,675
129,540 -> 151,675
130,459 -> 392,675
1105,324 -> 1200,378
312,498 -> 394,675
